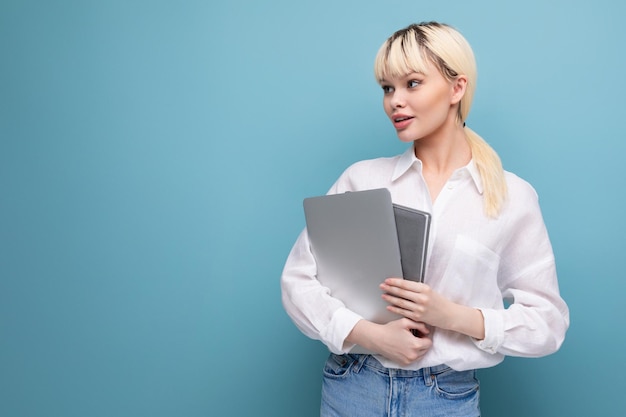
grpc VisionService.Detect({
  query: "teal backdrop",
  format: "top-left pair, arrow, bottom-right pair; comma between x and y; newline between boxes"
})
1,0 -> 625,416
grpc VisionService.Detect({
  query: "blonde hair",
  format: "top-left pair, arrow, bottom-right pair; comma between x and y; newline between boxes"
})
374,22 -> 507,217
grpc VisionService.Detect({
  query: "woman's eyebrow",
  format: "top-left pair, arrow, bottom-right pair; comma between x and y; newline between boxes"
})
378,71 -> 426,83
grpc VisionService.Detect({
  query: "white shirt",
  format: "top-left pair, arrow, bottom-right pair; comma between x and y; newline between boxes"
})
281,146 -> 570,371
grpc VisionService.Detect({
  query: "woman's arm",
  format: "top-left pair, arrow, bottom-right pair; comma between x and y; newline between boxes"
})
381,180 -> 569,357
282,229 -> 435,361
344,318 -> 433,366
380,279 -> 485,340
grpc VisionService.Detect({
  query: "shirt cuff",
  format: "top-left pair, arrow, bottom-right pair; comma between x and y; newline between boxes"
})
473,308 -> 504,354
321,307 -> 363,354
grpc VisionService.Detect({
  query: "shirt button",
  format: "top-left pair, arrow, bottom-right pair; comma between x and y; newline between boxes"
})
447,183 -> 454,189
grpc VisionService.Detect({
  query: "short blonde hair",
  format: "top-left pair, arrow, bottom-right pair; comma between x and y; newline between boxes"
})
375,22 -> 507,218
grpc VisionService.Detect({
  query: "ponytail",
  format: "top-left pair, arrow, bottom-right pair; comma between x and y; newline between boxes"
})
464,126 -> 507,218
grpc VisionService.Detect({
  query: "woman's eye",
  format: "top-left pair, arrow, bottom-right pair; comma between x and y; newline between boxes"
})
408,80 -> 421,88
381,85 -> 394,94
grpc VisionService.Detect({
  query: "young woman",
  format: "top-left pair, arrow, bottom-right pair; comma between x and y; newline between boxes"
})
281,21 -> 569,416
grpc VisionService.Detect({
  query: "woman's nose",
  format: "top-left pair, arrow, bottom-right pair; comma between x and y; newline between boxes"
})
389,91 -> 406,108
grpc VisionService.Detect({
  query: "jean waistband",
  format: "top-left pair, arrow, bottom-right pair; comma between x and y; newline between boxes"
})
347,354 -> 453,378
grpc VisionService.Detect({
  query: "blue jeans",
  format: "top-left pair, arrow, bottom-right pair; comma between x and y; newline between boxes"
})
320,354 -> 480,417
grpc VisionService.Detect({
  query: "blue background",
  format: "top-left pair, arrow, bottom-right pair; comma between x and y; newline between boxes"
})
1,0 -> 624,416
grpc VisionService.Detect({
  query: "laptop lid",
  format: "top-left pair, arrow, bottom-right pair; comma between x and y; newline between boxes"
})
303,188 -> 403,325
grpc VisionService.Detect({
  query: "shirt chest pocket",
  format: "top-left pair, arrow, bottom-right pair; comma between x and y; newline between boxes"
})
438,234 -> 502,307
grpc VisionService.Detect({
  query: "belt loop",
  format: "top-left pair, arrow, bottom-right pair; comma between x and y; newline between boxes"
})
423,366 -> 434,387
349,354 -> 367,374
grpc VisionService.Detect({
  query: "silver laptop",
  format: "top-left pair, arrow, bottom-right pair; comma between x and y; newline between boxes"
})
303,188 -> 404,328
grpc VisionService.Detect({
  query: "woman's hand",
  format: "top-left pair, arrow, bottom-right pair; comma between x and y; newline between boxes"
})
380,278 -> 485,340
380,278 -> 452,329
345,319 -> 432,366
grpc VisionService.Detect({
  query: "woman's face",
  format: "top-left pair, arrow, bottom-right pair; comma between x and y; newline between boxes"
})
380,59 -> 462,143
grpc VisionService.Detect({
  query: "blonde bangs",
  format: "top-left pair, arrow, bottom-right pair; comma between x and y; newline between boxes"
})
374,34 -> 433,82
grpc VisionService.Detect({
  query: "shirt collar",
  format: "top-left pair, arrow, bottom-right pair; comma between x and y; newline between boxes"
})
465,159 -> 484,195
391,145 -> 484,195
391,146 -> 422,181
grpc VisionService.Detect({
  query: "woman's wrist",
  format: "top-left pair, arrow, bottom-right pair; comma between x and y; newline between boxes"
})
344,319 -> 377,351
446,304 -> 485,340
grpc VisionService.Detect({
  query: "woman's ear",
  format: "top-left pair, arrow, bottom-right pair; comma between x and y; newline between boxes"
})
450,75 -> 468,105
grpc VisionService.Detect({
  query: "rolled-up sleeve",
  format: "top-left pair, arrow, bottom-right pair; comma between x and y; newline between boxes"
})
281,229 -> 363,353
473,188 -> 570,357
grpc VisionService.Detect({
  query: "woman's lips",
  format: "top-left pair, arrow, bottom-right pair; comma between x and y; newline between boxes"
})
393,115 -> 414,130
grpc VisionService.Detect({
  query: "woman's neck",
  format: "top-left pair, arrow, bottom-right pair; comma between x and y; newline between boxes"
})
414,123 -> 471,202
414,124 -> 471,173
